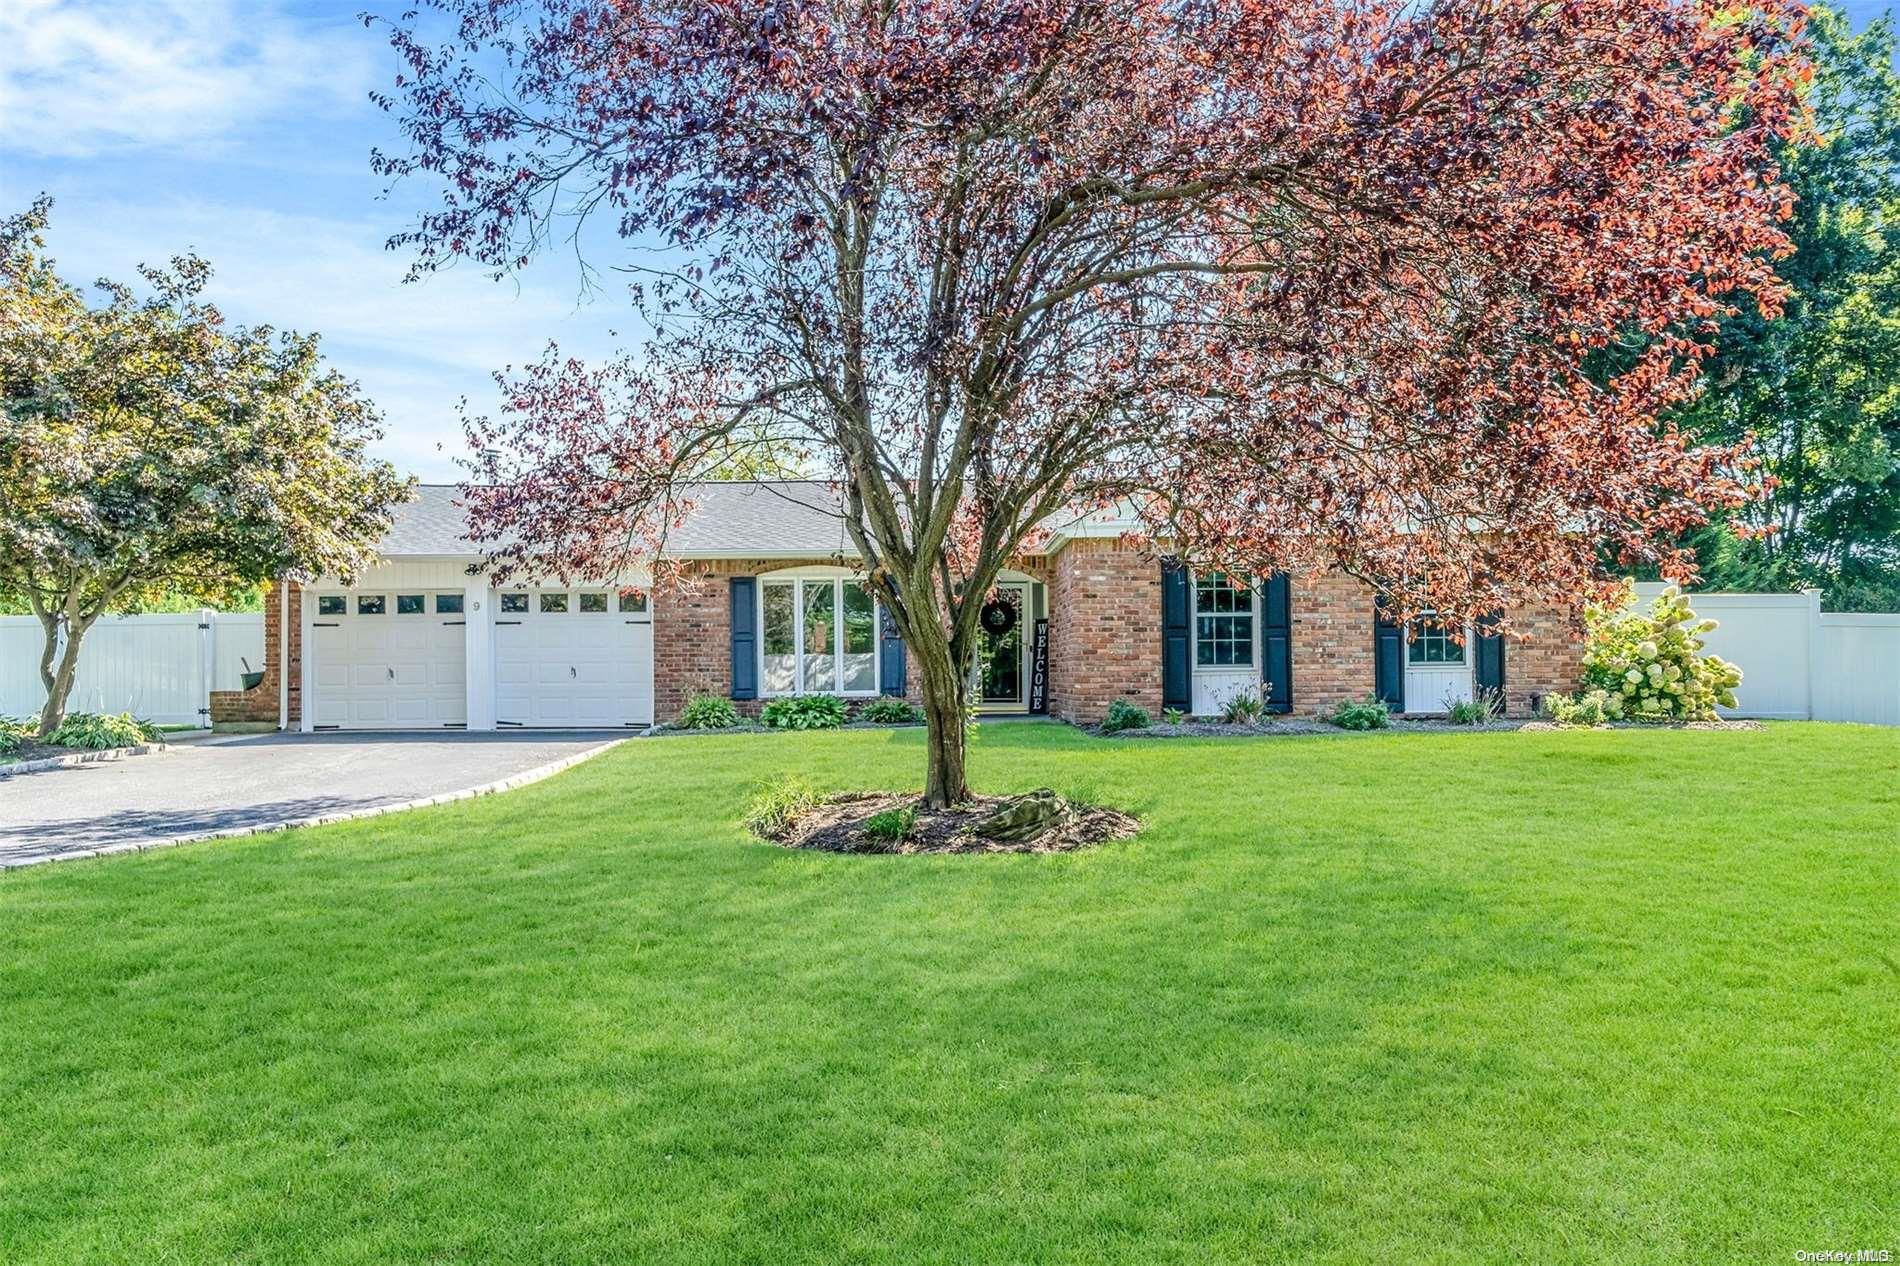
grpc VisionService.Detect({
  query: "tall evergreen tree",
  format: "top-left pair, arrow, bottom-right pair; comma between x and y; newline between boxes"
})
1679,5 -> 1900,609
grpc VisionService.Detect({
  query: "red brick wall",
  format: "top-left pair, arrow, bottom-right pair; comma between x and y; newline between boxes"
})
1502,602 -> 1586,715
1046,537 -> 1164,724
1037,540 -> 1584,722
1290,571 -> 1378,714
209,581 -> 300,727
652,559 -> 923,721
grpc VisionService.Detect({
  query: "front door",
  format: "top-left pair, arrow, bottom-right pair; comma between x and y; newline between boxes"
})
975,584 -> 1027,709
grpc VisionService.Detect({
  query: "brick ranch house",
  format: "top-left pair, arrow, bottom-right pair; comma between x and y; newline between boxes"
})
212,481 -> 1583,731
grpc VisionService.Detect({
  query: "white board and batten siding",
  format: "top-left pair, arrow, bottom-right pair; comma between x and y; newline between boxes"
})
0,612 -> 265,727
1632,584 -> 1900,726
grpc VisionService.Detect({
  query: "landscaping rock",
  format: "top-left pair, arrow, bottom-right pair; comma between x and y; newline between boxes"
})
973,788 -> 1072,842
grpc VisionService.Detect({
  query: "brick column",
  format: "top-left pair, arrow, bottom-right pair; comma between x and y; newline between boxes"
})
209,581 -> 301,728
1046,538 -> 1164,724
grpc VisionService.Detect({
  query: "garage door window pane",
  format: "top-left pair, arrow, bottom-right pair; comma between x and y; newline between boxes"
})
435,593 -> 464,615
579,592 -> 608,613
802,582 -> 836,692
317,596 -> 346,616
540,593 -> 568,614
618,592 -> 648,614
357,595 -> 386,615
501,593 -> 528,613
762,582 -> 797,694
396,594 -> 425,615
842,582 -> 876,692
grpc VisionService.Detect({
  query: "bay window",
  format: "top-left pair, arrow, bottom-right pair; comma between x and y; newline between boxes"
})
762,575 -> 881,696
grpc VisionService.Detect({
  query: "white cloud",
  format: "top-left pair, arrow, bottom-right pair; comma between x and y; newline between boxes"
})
0,0 -> 372,157
44,196 -> 644,480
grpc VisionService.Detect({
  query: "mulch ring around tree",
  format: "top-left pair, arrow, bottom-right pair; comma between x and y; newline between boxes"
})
761,790 -> 1140,855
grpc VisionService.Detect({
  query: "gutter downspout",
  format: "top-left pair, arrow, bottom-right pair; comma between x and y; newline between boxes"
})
278,581 -> 290,731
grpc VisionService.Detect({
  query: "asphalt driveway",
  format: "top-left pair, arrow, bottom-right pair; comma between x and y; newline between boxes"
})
0,732 -> 626,868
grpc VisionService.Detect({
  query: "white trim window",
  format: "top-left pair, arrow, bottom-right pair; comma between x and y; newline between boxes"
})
1407,619 -> 1466,665
761,574 -> 879,696
1194,574 -> 1255,668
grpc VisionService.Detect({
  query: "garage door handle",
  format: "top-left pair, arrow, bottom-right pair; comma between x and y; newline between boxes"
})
570,666 -> 577,678
387,667 -> 395,680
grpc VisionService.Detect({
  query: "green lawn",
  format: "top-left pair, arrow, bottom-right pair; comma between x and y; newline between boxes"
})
3,724 -> 1896,1263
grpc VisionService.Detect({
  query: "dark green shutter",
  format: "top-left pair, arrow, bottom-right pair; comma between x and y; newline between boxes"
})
729,577 -> 757,700
1260,572 -> 1292,714
1161,562 -> 1191,712
1475,611 -> 1505,696
1373,598 -> 1405,711
878,605 -> 906,697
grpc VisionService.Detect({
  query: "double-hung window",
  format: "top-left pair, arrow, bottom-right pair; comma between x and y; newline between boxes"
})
1407,617 -> 1465,665
761,576 -> 879,695
1194,574 -> 1254,667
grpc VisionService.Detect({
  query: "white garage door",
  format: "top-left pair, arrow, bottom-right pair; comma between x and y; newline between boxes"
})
310,591 -> 468,728
495,590 -> 654,728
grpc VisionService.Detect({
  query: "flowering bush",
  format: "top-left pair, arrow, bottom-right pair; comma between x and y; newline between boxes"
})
1551,586 -> 1742,724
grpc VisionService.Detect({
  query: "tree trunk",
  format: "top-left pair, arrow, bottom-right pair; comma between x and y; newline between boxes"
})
917,646 -> 972,809
36,613 -> 85,739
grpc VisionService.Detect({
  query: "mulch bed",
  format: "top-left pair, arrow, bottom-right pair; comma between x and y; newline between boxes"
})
2,739 -> 67,766
759,792 -> 1140,855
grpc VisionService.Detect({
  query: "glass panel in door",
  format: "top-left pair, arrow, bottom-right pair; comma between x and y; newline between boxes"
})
978,586 -> 1025,705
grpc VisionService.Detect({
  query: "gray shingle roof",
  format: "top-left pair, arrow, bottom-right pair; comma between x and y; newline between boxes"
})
379,482 -> 861,559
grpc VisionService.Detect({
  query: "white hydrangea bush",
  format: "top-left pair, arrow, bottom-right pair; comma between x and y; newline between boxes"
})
1548,585 -> 1742,725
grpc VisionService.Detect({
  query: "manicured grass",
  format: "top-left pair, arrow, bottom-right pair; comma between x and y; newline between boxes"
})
2,723 -> 1895,1262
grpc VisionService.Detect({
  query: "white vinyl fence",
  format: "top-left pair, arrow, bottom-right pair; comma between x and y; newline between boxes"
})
0,612 -> 265,728
1632,585 -> 1900,725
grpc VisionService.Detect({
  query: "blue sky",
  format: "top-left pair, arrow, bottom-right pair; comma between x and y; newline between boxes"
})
2,0 -> 1895,482
0,0 -> 637,481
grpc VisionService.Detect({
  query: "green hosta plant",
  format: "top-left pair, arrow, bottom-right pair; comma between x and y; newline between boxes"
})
760,693 -> 847,730
1330,696 -> 1392,731
1099,699 -> 1151,734
47,712 -> 162,749
0,715 -> 32,756
1572,585 -> 1742,723
858,698 -> 925,724
677,693 -> 740,729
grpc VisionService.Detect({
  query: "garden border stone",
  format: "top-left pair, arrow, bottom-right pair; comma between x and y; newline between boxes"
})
0,742 -> 170,779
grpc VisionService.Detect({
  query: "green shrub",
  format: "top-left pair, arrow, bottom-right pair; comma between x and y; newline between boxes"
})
858,698 -> 924,724
47,712 -> 162,749
1573,585 -> 1742,722
760,694 -> 847,730
1220,690 -> 1265,725
1544,692 -> 1612,728
1330,696 -> 1391,731
743,774 -> 820,836
862,806 -> 917,845
1445,688 -> 1503,727
1099,699 -> 1151,733
678,693 -> 740,729
0,716 -> 32,756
